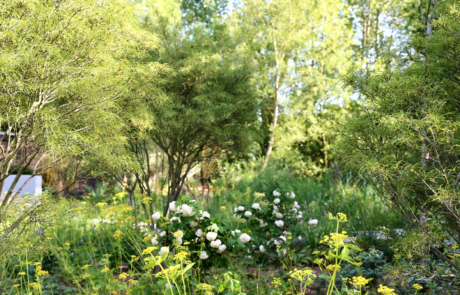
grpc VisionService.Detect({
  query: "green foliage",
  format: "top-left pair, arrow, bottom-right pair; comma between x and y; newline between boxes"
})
134,1 -> 259,215
211,163 -> 405,237
340,248 -> 388,283
337,0 -> 460,290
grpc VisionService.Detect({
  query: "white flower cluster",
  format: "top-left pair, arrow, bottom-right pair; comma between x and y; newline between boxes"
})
134,221 -> 151,233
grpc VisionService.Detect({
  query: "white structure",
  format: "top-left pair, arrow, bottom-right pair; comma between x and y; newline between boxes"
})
2,175 -> 42,197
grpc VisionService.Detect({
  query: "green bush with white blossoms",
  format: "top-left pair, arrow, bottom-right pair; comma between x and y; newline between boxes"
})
232,189 -> 319,264
143,198 -> 253,271
140,189 -> 319,272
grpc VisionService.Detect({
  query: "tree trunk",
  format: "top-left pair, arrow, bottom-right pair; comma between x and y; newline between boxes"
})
261,73 -> 280,171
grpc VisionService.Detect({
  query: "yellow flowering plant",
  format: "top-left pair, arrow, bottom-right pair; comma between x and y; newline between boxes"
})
314,213 -> 363,295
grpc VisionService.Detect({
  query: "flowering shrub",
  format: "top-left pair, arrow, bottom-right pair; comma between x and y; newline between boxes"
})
142,198 -> 251,270
231,189 -> 316,263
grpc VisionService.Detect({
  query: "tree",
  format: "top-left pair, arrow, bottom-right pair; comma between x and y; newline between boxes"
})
337,0 -> 460,289
232,0 -> 314,171
154,39 -> 257,216
0,0 -> 162,250
135,0 -> 258,216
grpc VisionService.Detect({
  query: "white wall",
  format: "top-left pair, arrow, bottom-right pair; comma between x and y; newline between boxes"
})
2,175 -> 42,197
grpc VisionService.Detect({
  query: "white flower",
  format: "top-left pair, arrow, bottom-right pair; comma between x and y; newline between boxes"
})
276,213 -> 283,219
200,211 -> 210,219
273,190 -> 281,197
190,221 -> 199,227
277,248 -> 287,256
175,237 -> 183,245
165,283 -> 174,290
234,207 -> 239,212
238,206 -> 245,212
173,230 -> 184,239
239,233 -> 251,243
246,255 -> 252,259
199,251 -> 209,260
259,245 -> 266,253
274,198 -> 280,204
170,216 -> 181,223
210,239 -> 222,248
151,237 -> 158,245
206,232 -> 218,241
196,229 -> 204,237
252,203 -> 261,210
190,200 -> 197,203
292,208 -> 298,213
160,231 -> 166,237
151,212 -> 161,221
218,244 -> 227,253
298,235 -> 302,240
169,201 -> 177,212
275,220 -> 284,228
244,211 -> 252,218
159,247 -> 169,256
308,219 -> 318,226
181,204 -> 195,216
289,192 -> 295,199
279,236 -> 286,243
231,229 -> 241,236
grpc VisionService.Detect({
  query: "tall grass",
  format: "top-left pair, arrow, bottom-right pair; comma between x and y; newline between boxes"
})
205,164 -> 405,248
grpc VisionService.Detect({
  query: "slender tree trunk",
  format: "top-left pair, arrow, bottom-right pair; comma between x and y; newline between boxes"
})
323,133 -> 328,168
261,72 -> 280,171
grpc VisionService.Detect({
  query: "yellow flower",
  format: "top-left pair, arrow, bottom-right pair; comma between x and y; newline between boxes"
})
337,213 -> 347,222
101,267 -> 110,273
81,264 -> 91,270
413,284 -> 423,291
184,242 -> 191,245
173,231 -> 183,239
220,206 -> 226,210
13,284 -> 20,288
142,247 -> 157,255
18,272 -> 26,275
196,283 -> 215,295
289,269 -> 316,282
64,243 -> 70,246
378,284 -> 397,295
96,202 -> 107,207
46,237 -> 52,240
272,277 -> 282,288
351,276 -> 372,288
326,264 -> 341,271
174,251 -> 189,261
113,230 -> 124,240
36,265 -> 49,277
119,273 -> 129,279
312,251 -> 320,255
